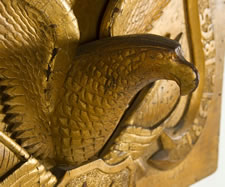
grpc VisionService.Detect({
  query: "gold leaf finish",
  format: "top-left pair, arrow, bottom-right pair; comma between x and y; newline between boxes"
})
52,34 -> 198,166
0,0 -> 198,169
0,132 -> 56,186
0,142 -> 20,177
0,0 -> 221,186
100,0 -> 170,37
1,157 -> 57,187
58,158 -> 136,187
99,0 -> 196,167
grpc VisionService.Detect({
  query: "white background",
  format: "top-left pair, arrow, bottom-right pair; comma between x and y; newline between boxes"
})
191,59 -> 225,186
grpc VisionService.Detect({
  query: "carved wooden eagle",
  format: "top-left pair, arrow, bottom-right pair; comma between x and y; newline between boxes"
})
0,0 -> 198,170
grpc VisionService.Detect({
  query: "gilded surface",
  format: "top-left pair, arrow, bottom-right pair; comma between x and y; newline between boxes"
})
66,169 -> 130,187
58,159 -> 136,187
0,0 -> 198,166
136,0 -> 224,185
0,0 -> 222,186
0,131 -> 57,186
99,0 -> 195,167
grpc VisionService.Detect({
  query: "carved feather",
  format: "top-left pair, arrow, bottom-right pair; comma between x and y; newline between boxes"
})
1,157 -> 57,186
0,142 -> 21,177
0,0 -> 198,169
100,0 -> 170,37
0,0 -> 79,160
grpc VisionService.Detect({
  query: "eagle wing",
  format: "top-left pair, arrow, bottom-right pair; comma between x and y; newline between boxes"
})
0,0 -> 79,160
100,0 -> 170,37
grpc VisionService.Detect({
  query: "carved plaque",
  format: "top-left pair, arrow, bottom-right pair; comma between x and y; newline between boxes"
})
0,0 -> 224,186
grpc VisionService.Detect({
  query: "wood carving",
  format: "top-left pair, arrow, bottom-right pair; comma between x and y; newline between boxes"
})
0,0 -> 223,186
